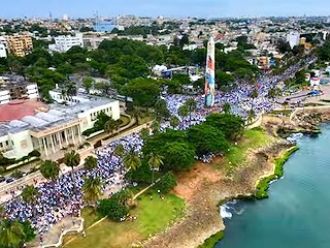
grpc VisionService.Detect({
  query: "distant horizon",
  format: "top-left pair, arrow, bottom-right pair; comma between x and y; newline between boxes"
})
2,14 -> 330,21
2,0 -> 330,19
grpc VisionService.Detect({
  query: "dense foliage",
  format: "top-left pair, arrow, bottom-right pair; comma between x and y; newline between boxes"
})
156,172 -> 177,194
97,198 -> 129,221
205,113 -> 245,141
141,113 -> 244,174
0,220 -> 36,248
97,189 -> 133,221
0,37 -> 259,106
187,124 -> 229,156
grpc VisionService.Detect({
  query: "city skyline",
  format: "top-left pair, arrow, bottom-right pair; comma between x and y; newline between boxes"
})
2,0 -> 330,19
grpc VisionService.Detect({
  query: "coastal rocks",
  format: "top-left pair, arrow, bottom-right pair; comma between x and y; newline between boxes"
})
143,140 -> 290,248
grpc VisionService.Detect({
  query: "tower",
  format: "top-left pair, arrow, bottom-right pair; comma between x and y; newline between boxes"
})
205,37 -> 215,107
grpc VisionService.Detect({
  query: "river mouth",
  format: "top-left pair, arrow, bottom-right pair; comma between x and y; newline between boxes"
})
216,124 -> 330,248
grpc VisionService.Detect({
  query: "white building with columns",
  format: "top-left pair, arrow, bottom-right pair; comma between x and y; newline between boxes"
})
0,97 -> 120,159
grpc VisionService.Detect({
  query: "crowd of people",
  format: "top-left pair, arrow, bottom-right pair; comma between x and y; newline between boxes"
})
2,57 -> 315,241
4,133 -> 145,236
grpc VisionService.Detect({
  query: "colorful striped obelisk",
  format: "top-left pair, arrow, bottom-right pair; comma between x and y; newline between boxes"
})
204,36 -> 215,107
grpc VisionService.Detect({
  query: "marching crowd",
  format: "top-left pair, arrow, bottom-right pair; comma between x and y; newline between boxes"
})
2,57 -> 314,239
4,133 -> 144,235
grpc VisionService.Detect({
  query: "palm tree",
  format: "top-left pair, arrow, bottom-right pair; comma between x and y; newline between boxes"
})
66,82 -> 77,100
123,150 -> 141,172
247,109 -> 256,123
178,104 -> 189,119
0,220 -> 26,248
82,176 -> 103,207
185,98 -> 197,121
113,144 -> 125,158
130,107 -> 143,125
40,160 -> 60,181
115,189 -> 135,208
223,103 -> 231,114
170,116 -> 180,128
147,153 -> 164,183
151,120 -> 160,134
0,205 -> 5,218
21,185 -> 39,205
154,99 -> 170,121
84,156 -> 98,171
104,118 -> 118,134
64,150 -> 81,176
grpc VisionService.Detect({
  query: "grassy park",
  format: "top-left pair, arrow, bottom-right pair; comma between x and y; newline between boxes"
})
222,128 -> 275,168
64,192 -> 185,248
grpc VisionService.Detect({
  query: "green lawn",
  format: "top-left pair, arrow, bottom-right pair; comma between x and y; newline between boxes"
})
119,115 -> 131,127
198,231 -> 224,248
255,146 -> 299,199
64,193 -> 185,248
224,128 -> 275,168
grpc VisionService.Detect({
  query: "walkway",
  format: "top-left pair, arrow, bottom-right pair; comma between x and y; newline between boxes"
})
30,217 -> 84,248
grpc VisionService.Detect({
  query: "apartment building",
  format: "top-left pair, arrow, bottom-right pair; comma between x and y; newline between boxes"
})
6,33 -> 33,57
49,33 -> 83,53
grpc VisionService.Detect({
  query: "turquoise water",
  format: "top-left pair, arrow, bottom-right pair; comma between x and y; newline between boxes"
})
217,124 -> 330,248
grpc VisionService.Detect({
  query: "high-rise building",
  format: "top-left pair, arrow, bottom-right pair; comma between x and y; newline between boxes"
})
205,37 -> 215,107
6,33 -> 33,57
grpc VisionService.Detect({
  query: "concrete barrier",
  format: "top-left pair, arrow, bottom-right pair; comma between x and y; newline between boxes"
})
40,218 -> 84,248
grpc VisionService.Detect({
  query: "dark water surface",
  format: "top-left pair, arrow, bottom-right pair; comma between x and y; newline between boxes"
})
217,124 -> 330,248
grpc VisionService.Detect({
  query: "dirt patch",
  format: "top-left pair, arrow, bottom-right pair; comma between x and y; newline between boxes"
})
174,161 -> 224,202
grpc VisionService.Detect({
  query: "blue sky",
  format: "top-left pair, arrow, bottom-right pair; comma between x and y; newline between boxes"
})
2,0 -> 330,18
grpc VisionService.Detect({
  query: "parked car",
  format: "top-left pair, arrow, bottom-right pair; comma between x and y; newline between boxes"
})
5,177 -> 14,184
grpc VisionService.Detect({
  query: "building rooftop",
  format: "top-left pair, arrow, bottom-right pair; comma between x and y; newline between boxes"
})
0,96 -> 117,137
0,100 -> 48,122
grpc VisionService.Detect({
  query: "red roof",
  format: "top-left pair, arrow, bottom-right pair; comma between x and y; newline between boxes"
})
0,100 -> 48,122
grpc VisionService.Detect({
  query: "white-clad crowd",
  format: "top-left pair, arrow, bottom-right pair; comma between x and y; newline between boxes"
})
3,56 -> 314,239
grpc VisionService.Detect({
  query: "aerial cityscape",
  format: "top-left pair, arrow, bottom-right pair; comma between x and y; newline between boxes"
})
1,1 -> 330,248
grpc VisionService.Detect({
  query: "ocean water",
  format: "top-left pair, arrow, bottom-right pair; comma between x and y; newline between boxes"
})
216,124 -> 330,248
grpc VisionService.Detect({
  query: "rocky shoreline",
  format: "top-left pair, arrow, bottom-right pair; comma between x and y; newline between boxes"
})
143,138 -> 293,248
142,107 -> 330,248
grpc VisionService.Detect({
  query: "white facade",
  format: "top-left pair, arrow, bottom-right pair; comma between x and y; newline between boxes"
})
26,83 -> 39,99
287,32 -> 300,49
49,33 -> 83,53
7,130 -> 34,158
0,90 -> 10,104
0,43 -> 7,58
49,90 -> 90,105
0,83 -> 39,105
0,98 -> 121,159
78,100 -> 121,132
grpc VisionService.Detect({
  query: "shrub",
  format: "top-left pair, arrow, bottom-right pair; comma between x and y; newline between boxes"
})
157,172 -> 177,194
11,170 -> 23,179
97,198 -> 129,221
28,150 -> 41,158
126,162 -> 152,184
22,221 -> 36,241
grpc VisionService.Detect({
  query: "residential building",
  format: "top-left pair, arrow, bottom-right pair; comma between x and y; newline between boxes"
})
6,33 -> 33,57
0,76 -> 39,105
49,33 -> 83,53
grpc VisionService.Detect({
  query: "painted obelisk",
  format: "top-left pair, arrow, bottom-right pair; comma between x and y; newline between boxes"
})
204,37 -> 215,107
